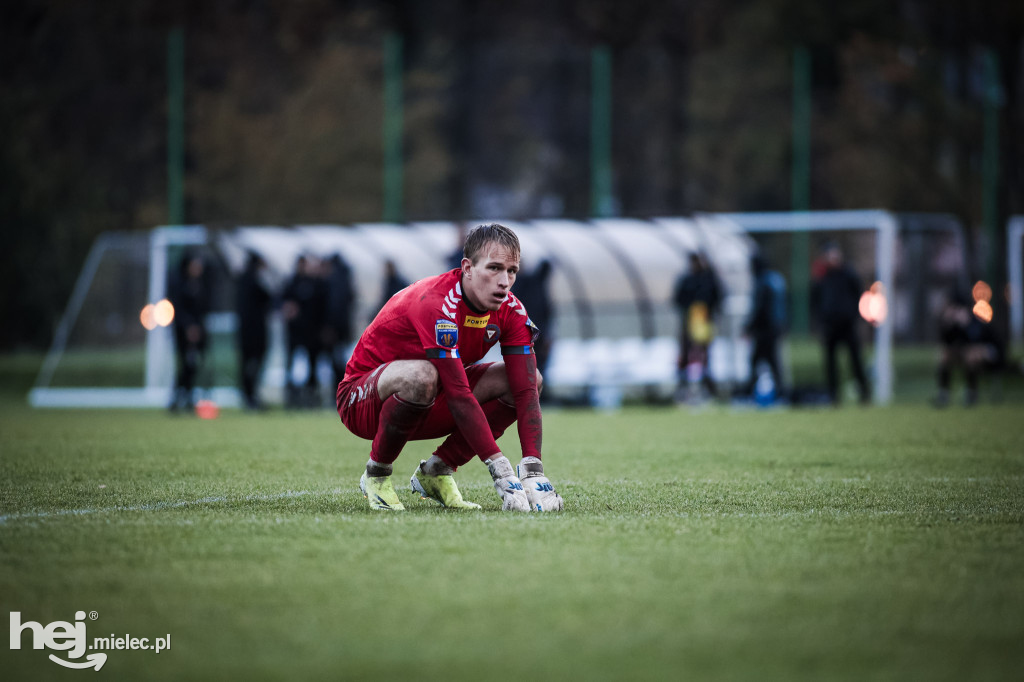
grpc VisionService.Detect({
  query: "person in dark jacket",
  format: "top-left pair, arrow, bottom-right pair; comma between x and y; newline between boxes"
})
672,252 -> 723,400
934,284 -> 1006,407
811,242 -> 870,405
168,250 -> 211,412
378,260 -> 409,313
742,253 -> 787,401
324,253 -> 356,386
512,259 -> 554,378
236,251 -> 272,411
282,255 -> 327,408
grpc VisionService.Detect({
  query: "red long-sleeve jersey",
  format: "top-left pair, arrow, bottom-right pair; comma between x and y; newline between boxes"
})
345,269 -> 541,458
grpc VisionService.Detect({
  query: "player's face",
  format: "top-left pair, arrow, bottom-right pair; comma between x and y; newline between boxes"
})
461,243 -> 519,312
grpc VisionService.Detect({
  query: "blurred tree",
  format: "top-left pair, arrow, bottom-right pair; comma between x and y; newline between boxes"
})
1,2 -> 167,348
1,0 -> 1021,349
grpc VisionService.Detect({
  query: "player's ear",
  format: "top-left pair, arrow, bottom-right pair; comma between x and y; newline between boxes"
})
461,257 -> 472,276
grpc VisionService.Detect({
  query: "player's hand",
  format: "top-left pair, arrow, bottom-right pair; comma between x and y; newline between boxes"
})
517,457 -> 564,512
494,475 -> 531,511
522,476 -> 563,511
486,455 -> 530,512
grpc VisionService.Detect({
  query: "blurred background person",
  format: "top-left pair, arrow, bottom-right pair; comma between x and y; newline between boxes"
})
168,250 -> 211,413
324,253 -> 356,386
513,258 -> 555,381
672,252 -> 722,403
811,242 -> 870,406
377,259 -> 409,313
934,285 -> 1006,407
282,254 -> 327,408
236,251 -> 272,411
740,253 -> 788,404
446,222 -> 470,270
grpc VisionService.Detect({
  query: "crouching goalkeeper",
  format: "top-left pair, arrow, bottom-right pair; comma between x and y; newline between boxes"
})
335,223 -> 564,512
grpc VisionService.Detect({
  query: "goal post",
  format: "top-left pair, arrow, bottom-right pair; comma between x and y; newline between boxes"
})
145,226 -> 208,393
712,210 -> 897,405
28,225 -> 225,408
1009,216 -> 1024,350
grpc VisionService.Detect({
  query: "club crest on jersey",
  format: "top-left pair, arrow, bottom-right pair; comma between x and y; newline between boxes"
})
485,323 -> 501,344
435,319 -> 458,348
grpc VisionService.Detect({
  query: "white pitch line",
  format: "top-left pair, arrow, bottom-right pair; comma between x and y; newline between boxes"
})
0,489 -> 339,525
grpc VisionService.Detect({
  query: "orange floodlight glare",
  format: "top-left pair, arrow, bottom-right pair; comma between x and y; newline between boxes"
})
140,304 -> 157,331
973,299 -> 993,323
153,299 -> 175,327
972,280 -> 992,303
858,281 -> 888,327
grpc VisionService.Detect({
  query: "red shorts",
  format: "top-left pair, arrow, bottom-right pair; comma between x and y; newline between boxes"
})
336,362 -> 493,441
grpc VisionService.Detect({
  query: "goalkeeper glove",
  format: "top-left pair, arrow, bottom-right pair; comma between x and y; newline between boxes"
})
517,456 -> 564,512
486,456 -> 530,512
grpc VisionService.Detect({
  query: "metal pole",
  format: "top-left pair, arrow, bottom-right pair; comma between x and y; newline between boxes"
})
167,27 -> 185,226
874,213 -> 897,405
1008,217 -> 1024,348
981,48 -> 1001,285
382,32 -> 404,223
590,45 -> 613,218
790,45 -> 812,335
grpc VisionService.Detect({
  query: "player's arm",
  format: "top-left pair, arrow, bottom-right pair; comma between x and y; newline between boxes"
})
428,356 -> 501,460
502,349 -> 542,458
500,315 -> 563,512
429,356 -> 532,511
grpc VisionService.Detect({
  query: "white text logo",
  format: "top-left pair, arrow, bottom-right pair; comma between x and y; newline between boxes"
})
10,611 -> 172,671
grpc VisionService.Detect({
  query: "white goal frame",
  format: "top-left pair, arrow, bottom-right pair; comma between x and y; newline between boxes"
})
28,226 -> 231,408
713,210 -> 897,405
1009,215 -> 1024,349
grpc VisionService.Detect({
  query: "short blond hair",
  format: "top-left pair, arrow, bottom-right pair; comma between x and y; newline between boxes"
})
463,223 -> 520,264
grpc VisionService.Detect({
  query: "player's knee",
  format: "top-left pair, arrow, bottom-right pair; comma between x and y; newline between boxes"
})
401,363 -> 439,404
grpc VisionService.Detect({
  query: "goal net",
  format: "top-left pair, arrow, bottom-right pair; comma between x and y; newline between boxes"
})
715,210 -> 970,405
28,227 -> 241,408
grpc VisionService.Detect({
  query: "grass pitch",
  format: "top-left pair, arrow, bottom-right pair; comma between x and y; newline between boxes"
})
2,383 -> 1023,680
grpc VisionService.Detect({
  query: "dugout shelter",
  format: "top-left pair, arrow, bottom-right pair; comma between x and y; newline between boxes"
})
31,211 -> 971,409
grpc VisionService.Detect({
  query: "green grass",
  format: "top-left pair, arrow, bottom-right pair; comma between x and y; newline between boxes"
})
783,337 -> 1024,404
35,331 -> 240,388
2,388 -> 1022,682
44,347 -> 147,387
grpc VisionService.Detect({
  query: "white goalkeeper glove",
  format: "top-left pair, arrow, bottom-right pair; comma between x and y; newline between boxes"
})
486,456 -> 530,512
517,456 -> 564,512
